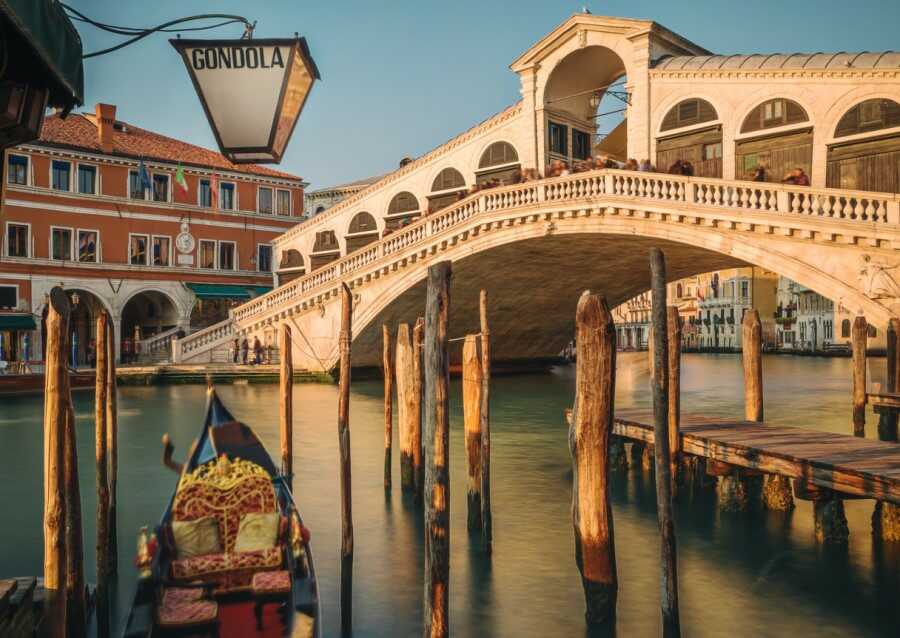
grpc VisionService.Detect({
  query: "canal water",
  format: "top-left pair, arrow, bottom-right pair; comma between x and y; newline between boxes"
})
1,354 -> 898,637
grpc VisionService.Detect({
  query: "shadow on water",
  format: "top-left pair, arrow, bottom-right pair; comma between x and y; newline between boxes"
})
1,353 -> 899,636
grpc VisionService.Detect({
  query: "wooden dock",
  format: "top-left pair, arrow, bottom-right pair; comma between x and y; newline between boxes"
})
614,409 -> 900,505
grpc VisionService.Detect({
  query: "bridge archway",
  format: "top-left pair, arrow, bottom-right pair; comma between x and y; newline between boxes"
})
475,142 -> 520,186
385,191 -> 421,232
346,211 -> 379,252
277,249 -> 306,285
656,98 -> 722,177
428,167 -> 467,213
543,45 -> 628,165
827,98 -> 900,193
310,230 -> 340,271
736,98 -> 813,182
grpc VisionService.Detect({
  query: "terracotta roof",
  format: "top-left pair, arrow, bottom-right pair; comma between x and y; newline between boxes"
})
34,112 -> 303,181
653,51 -> 900,71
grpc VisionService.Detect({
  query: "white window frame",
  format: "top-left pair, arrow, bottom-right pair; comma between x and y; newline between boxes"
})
151,172 -> 171,203
128,232 -> 150,266
217,240 -> 237,271
4,221 -> 31,258
198,178 -> 212,208
198,239 -> 217,269
275,188 -> 292,216
256,243 -> 273,272
50,159 -> 72,192
151,234 -> 173,267
219,180 -> 237,211
49,225 -> 74,261
75,161 -> 99,195
76,227 -> 100,264
127,169 -> 148,201
0,283 -> 19,310
6,153 -> 30,187
257,186 -> 274,215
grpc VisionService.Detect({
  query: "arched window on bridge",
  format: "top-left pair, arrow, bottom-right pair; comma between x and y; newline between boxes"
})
277,249 -> 306,285
656,98 -> 722,178
428,168 -> 467,213
385,192 -> 421,232
476,142 -> 520,187
345,211 -> 379,253
310,230 -> 340,271
736,98 -> 812,182
827,99 -> 900,193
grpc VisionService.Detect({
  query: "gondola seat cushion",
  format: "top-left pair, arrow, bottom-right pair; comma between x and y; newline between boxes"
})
157,589 -> 218,629
251,569 -> 291,595
169,456 -> 282,590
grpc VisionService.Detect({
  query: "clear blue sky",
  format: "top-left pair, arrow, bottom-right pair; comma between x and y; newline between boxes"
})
68,0 -> 900,190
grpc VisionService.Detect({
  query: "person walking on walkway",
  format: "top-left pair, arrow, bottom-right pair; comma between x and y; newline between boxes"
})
241,337 -> 249,365
253,337 -> 263,365
232,337 -> 240,364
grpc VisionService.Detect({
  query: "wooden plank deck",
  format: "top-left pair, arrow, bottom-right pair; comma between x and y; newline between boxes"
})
614,409 -> 900,505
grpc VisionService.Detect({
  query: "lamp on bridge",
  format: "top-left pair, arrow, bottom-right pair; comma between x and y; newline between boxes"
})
171,35 -> 320,164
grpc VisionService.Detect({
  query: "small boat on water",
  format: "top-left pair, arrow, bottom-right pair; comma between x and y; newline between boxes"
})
122,388 -> 320,638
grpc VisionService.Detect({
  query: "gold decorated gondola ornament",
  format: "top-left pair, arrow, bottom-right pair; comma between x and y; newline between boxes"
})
134,526 -> 158,579
171,35 -> 320,164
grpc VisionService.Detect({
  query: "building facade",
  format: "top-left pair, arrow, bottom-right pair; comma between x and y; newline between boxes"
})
0,103 -> 306,366
694,268 -> 778,351
304,174 -> 383,219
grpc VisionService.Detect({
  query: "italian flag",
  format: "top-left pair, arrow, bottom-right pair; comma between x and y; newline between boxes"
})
175,163 -> 188,195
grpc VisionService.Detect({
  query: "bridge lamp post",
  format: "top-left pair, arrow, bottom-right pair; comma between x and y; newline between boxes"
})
171,36 -> 320,164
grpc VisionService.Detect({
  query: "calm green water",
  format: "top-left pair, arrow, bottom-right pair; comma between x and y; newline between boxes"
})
1,353 -> 898,637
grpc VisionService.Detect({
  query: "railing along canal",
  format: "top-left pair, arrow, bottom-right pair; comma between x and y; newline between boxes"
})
176,169 -> 900,359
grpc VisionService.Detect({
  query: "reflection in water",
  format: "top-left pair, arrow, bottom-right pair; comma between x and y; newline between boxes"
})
0,353 -> 896,636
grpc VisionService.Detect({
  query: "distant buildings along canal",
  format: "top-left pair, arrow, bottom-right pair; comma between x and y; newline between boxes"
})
0,103 -> 307,366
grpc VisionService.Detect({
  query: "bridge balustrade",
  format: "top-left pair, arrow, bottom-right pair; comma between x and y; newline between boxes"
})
174,169 -> 900,362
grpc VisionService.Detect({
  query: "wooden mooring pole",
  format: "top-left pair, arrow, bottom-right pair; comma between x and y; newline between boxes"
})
413,317 -> 425,498
95,312 -> 111,638
852,316 -> 868,438
106,318 -> 118,572
396,323 -> 415,492
44,287 -> 70,638
570,291 -> 618,626
338,284 -> 354,637
874,318 -> 900,540
423,261 -> 451,638
280,324 -> 293,487
383,325 -> 393,489
462,335 -> 483,531
667,306 -> 681,495
479,290 -> 492,549
650,248 -> 680,638
64,344 -> 86,638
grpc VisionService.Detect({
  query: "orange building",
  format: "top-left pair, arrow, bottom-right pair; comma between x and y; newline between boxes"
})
0,103 -> 305,366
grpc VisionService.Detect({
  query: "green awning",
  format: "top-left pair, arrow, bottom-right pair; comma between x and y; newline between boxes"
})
0,0 -> 84,110
0,314 -> 37,330
187,283 -> 272,300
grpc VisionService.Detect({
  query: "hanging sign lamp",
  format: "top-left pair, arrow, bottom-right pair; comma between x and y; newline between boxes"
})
171,36 -> 320,164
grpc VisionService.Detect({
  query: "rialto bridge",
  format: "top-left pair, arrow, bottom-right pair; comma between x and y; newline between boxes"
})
166,13 -> 900,371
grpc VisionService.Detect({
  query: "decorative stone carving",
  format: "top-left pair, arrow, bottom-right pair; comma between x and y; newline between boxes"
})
858,255 -> 900,300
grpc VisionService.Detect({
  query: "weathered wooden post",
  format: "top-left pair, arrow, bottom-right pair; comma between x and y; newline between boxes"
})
106,318 -> 118,572
413,317 -> 425,499
338,284 -> 354,637
667,306 -> 682,494
95,312 -> 111,638
852,316 -> 867,438
280,324 -> 293,486
873,318 -> 900,540
570,291 -> 618,627
649,248 -> 680,638
462,335 -> 483,531
423,261 -> 451,638
395,324 -> 415,491
877,318 -> 900,442
479,291 -> 492,548
632,326 -> 654,471
64,365 -> 86,638
383,325 -> 393,489
44,287 -> 70,638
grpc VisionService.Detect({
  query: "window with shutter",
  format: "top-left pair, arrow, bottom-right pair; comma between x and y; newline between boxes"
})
431,168 -> 465,192
741,99 -> 808,133
660,99 -> 718,132
478,142 -> 518,169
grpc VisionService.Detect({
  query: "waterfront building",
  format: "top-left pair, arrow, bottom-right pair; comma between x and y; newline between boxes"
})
694,268 -> 778,351
304,173 -> 383,219
0,103 -> 307,366
613,291 -> 651,349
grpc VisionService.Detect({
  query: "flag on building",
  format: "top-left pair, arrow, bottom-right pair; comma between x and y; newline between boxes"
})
138,158 -> 152,193
175,163 -> 188,195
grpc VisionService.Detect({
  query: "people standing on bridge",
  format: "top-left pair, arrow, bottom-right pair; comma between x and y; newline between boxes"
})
624,158 -> 639,171
639,159 -> 654,172
232,337 -> 240,364
240,337 -> 249,365
668,159 -> 684,175
253,337 -> 263,365
752,165 -> 768,182
782,167 -> 810,186
681,160 -> 695,176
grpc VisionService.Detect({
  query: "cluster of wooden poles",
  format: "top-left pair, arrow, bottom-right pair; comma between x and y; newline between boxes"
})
42,286 -> 119,638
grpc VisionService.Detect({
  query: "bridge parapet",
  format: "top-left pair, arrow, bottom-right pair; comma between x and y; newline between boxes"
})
174,169 -> 900,366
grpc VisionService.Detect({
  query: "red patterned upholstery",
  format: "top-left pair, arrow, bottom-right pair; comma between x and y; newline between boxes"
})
161,587 -> 204,605
157,594 -> 218,628
252,570 -> 291,595
168,457 -> 283,591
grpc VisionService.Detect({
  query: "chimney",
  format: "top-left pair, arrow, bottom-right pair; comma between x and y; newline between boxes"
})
96,103 -> 116,153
